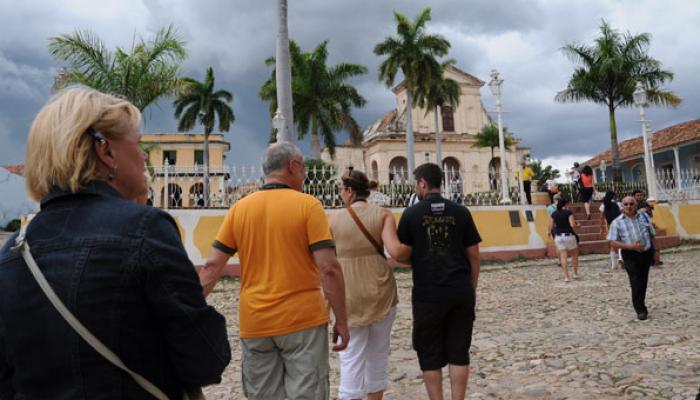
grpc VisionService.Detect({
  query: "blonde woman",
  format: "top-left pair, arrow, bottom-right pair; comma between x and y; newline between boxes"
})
0,87 -> 230,398
330,170 -> 411,400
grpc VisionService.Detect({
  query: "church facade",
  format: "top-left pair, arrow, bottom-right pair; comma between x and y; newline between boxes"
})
322,65 -> 530,194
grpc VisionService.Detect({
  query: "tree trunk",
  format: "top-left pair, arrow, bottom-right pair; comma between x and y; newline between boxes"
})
276,0 -> 294,142
405,89 -> 415,182
203,131 -> 210,207
609,105 -> 622,182
434,105 -> 442,166
309,117 -> 321,159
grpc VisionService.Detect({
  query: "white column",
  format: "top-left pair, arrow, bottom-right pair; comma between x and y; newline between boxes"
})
673,146 -> 682,184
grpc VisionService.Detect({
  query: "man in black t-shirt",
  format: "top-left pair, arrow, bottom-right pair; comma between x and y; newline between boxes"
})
397,163 -> 482,400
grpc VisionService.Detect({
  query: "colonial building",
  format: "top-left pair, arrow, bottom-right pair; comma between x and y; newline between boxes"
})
140,133 -> 231,207
322,65 -> 530,194
584,119 -> 700,185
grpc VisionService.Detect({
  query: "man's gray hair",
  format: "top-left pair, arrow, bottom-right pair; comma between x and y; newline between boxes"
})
262,142 -> 304,175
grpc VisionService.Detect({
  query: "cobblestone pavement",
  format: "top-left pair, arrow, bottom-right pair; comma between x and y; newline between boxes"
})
203,246 -> 700,399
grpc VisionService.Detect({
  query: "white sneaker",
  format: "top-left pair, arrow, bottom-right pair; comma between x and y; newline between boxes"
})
564,277 -> 570,283
573,273 -> 581,279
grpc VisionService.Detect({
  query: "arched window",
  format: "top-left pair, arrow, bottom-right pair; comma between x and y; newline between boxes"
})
441,106 -> 454,132
442,157 -> 461,176
371,161 -> 379,181
161,183 -> 183,208
388,156 -> 408,183
189,182 -> 204,207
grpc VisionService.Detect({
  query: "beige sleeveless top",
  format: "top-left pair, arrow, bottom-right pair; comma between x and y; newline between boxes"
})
331,203 -> 398,327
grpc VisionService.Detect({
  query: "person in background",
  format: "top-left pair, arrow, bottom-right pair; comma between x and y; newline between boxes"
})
548,198 -> 580,282
330,170 -> 411,400
570,162 -> 581,201
608,196 -> 656,320
547,193 -> 562,216
600,190 -> 623,270
450,174 -> 463,204
547,193 -> 563,268
518,160 -> 535,205
579,165 -> 595,219
367,180 -> 391,207
200,143 -> 349,399
397,163 -> 482,400
545,174 -> 559,204
0,87 -> 230,399
632,189 -> 663,266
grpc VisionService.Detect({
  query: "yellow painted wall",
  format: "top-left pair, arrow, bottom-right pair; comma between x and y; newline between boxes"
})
189,209 -> 538,257
534,208 -> 554,244
193,216 -> 226,258
652,205 -> 678,236
471,210 -> 530,247
679,204 -> 700,234
171,216 -> 186,243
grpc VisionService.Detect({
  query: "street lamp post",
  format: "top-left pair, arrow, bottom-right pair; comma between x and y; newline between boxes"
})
488,69 -> 511,204
600,159 -> 607,183
633,81 -> 658,201
272,110 -> 286,141
275,0 -> 294,143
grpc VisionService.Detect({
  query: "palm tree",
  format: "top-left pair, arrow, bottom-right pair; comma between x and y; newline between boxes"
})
173,67 -> 234,207
260,40 -> 367,158
527,159 -> 560,184
473,123 -> 514,160
556,20 -> 681,181
415,61 -> 460,165
49,25 -> 187,111
374,8 -> 450,181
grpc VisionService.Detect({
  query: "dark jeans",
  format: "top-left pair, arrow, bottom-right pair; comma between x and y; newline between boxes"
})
523,180 -> 532,205
621,249 -> 653,315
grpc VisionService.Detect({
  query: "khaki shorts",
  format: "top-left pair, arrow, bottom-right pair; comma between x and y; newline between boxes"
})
241,324 -> 329,399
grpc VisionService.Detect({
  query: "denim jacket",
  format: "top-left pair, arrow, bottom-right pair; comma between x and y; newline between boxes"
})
0,181 -> 230,399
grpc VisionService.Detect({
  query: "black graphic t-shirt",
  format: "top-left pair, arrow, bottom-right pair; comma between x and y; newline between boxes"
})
397,193 -> 482,302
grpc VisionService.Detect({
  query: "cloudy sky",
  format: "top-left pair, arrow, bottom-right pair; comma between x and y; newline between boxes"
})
1,0 -> 698,221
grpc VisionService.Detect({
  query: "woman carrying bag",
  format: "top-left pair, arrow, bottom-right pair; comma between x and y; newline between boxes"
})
329,170 -> 411,400
0,87 -> 230,399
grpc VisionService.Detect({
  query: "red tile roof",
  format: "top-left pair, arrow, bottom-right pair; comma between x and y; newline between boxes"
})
584,119 -> 700,167
1,165 -> 23,176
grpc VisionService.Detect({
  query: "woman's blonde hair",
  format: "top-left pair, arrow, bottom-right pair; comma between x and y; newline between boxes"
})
25,86 -> 141,201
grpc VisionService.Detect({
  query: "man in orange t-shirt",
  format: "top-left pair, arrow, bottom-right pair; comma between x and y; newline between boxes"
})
200,143 -> 348,399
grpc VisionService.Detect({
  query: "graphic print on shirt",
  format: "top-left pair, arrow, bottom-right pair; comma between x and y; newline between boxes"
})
422,213 -> 456,253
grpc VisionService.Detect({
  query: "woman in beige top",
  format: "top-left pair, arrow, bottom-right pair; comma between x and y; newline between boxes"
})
330,170 -> 411,400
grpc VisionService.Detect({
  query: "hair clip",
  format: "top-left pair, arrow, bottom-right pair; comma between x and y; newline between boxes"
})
87,127 -> 107,143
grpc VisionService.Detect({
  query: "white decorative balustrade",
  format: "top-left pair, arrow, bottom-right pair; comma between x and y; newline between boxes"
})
655,168 -> 700,201
146,164 -> 524,209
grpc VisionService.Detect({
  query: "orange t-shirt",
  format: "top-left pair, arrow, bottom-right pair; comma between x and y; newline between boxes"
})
581,173 -> 594,188
214,186 -> 334,338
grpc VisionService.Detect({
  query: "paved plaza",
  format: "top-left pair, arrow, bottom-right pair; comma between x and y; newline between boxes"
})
203,245 -> 700,399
